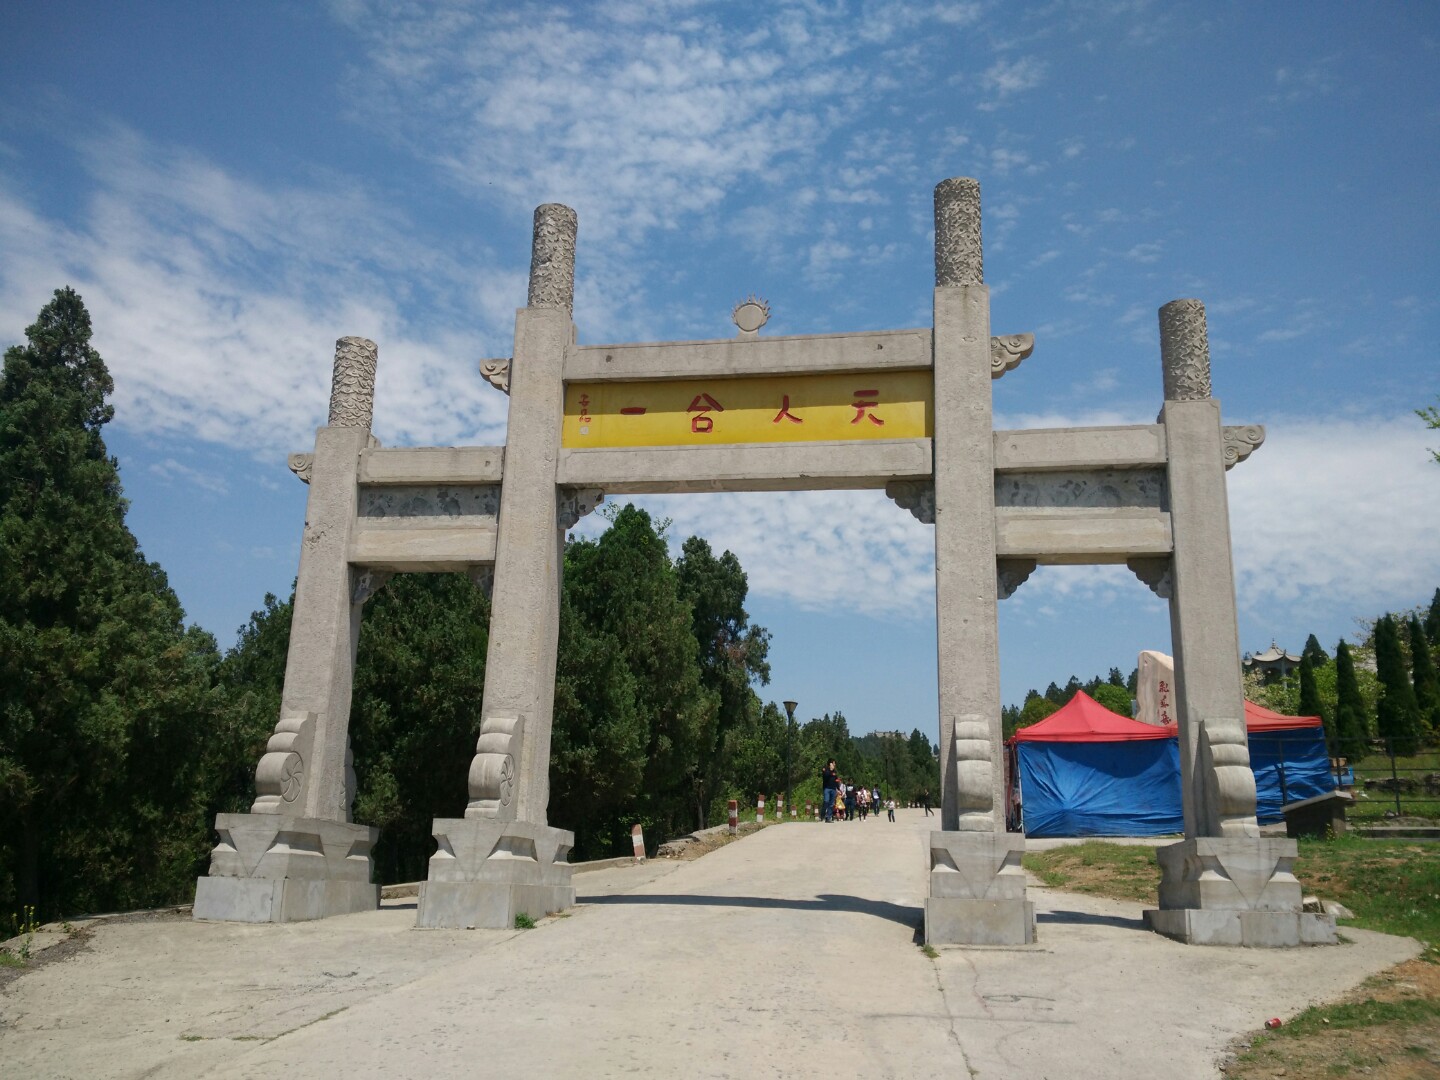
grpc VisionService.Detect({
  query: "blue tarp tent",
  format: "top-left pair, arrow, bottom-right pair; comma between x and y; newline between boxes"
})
1009,693 -> 1335,836
1238,702 -> 1333,824
1009,692 -> 1184,838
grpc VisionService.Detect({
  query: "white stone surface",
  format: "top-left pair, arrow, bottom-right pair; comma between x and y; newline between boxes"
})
566,328 -> 933,380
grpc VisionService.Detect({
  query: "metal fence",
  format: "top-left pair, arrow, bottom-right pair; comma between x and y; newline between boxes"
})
1348,739 -> 1440,821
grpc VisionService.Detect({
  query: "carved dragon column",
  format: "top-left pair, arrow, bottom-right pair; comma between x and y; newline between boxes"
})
1144,300 -> 1332,946
417,204 -> 581,929
193,337 -> 383,923
925,177 -> 1032,946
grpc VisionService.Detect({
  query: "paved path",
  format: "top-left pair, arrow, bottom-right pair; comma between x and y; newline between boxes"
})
0,811 -> 1420,1079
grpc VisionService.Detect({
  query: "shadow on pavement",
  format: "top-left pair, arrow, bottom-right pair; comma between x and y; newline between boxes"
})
1037,909 -> 1145,931
579,892 -> 922,930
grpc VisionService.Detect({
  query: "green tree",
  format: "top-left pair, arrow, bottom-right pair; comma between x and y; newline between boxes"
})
1018,691 -> 1059,729
1331,641 -> 1370,762
563,506 -> 711,847
675,536 -> 770,826
0,288 -> 222,919
1406,616 -> 1439,737
1418,396 -> 1440,463
1374,615 -> 1423,756
1301,634 -> 1329,666
1106,667 -> 1127,688
1092,683 -> 1133,717
1297,652 -> 1327,726
1426,589 -> 1440,651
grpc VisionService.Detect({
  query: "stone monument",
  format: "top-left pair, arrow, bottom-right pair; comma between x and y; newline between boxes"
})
193,176 -> 1330,947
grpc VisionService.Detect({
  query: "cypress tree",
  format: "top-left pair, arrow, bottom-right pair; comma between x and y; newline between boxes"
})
1374,615 -> 1423,757
1407,616 -> 1440,737
1331,641 -> 1370,762
1301,633 -> 1329,666
0,288 -> 220,919
1297,653 -> 1326,725
1426,588 -> 1440,649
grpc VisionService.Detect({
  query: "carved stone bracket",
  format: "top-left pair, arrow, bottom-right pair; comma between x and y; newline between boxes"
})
885,480 -> 935,524
950,715 -> 995,832
468,715 -> 523,820
479,358 -> 512,395
1200,716 -> 1259,837
288,453 -> 313,484
1127,556 -> 1174,599
558,487 -> 605,531
251,713 -> 316,815
996,558 -> 1037,600
351,569 -> 393,605
990,333 -> 1034,379
467,565 -> 495,597
1221,425 -> 1265,470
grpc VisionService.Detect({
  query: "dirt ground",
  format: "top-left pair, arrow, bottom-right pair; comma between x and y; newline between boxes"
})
1219,958 -> 1440,1078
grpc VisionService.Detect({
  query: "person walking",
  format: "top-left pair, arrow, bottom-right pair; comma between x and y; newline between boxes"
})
921,788 -> 934,816
821,760 -> 839,822
886,797 -> 896,822
845,782 -> 856,821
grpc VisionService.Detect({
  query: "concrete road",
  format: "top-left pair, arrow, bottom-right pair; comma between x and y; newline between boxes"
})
0,810 -> 1419,1079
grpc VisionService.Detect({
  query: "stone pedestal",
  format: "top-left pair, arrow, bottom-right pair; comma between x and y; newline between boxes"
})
416,818 -> 575,929
1143,837 -> 1335,947
193,813 -> 380,923
925,831 -> 1035,946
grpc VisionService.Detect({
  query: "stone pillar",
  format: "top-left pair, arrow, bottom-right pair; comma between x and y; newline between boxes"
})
417,205 -> 577,930
1143,301 -> 1332,947
926,178 -> 1032,946
193,337 -> 382,923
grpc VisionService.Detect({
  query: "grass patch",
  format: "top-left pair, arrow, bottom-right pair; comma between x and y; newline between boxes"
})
1294,834 -> 1439,955
514,913 -> 536,930
921,944 -> 939,959
1021,842 -> 1161,904
0,950 -> 24,969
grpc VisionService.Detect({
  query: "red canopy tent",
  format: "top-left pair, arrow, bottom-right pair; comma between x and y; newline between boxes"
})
1010,690 -> 1172,743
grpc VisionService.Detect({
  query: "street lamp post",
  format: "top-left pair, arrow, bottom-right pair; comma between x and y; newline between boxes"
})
782,700 -> 798,818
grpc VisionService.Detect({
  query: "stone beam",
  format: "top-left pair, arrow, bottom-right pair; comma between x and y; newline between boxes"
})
556,438 -> 933,493
993,425 -> 1167,471
349,526 -> 498,571
565,329 -> 932,381
359,447 -> 504,485
994,508 -> 1173,562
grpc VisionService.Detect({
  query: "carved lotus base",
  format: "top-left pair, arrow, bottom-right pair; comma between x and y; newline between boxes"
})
1143,837 -> 1335,947
925,831 -> 1034,946
193,813 -> 380,923
416,817 -> 576,929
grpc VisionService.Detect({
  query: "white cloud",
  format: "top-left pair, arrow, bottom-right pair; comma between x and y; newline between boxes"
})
148,457 -> 229,495
977,55 -> 1048,110
0,134 -> 511,458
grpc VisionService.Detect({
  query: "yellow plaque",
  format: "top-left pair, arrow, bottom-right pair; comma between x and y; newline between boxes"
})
563,371 -> 933,448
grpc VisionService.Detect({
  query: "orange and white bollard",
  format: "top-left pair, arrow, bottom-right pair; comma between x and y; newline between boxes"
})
728,799 -> 738,835
791,806 -> 797,819
631,823 -> 646,862
757,795 -> 765,823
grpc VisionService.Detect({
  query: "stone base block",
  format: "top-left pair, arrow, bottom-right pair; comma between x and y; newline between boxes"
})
925,897 -> 1036,946
415,881 -> 577,929
1144,907 -> 1336,947
193,813 -> 381,924
415,817 -> 576,929
193,876 -> 380,924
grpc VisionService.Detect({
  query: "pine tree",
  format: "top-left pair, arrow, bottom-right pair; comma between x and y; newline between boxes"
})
1426,588 -> 1440,649
1407,616 -> 1440,737
0,288 -> 220,919
1301,634 -> 1329,666
1297,652 -> 1327,725
1374,615 -> 1423,757
1331,641 -> 1370,762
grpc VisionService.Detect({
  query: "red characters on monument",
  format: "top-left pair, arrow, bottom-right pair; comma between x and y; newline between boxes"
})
1158,679 -> 1172,725
687,392 -> 724,433
850,388 -> 885,426
772,394 -> 803,424
577,393 -> 592,424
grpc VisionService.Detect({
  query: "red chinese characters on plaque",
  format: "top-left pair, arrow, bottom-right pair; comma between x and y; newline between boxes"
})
851,388 -> 885,426
1158,680 -> 1172,725
687,392 -> 724,434
772,394 -> 803,425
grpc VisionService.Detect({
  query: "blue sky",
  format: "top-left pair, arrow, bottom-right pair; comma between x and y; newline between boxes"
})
2,2 -> 1437,735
